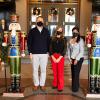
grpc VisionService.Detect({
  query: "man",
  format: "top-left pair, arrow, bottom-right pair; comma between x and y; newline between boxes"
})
27,16 -> 50,91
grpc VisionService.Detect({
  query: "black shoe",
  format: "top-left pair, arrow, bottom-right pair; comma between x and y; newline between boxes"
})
58,90 -> 63,92
72,88 -> 79,92
52,86 -> 57,89
72,89 -> 78,92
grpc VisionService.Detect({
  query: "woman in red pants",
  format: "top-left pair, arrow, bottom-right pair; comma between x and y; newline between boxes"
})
49,26 -> 67,92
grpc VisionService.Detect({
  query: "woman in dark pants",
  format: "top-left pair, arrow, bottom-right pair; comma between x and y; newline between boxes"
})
71,57 -> 84,92
67,27 -> 84,92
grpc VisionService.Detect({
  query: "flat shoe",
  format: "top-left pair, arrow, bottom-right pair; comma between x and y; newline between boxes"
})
58,90 -> 63,92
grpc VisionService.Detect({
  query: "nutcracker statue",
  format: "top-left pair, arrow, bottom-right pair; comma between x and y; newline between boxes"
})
2,14 -> 26,92
86,16 -> 100,93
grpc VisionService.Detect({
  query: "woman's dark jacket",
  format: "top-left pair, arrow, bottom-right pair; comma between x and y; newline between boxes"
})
49,37 -> 67,56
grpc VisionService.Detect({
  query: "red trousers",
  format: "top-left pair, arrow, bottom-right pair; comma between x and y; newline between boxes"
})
50,53 -> 64,90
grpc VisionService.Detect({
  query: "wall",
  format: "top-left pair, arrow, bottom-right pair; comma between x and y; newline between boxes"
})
80,0 -> 92,35
16,0 -> 28,33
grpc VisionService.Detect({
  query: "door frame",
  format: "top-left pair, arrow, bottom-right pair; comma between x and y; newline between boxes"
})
28,2 -> 79,36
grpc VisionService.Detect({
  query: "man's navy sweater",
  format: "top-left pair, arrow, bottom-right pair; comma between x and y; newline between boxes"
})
27,27 -> 50,54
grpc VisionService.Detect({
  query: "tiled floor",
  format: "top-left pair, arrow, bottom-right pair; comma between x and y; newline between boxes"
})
0,58 -> 89,100
0,78 -> 88,100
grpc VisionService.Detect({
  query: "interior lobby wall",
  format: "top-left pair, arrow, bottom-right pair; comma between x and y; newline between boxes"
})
16,0 -> 28,33
80,0 -> 92,35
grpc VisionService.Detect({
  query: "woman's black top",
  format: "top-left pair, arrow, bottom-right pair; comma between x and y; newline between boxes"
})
49,37 -> 67,56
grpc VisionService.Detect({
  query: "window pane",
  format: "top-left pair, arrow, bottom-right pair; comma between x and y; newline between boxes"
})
48,7 -> 59,22
65,25 -> 75,36
31,7 -> 42,22
31,25 -> 36,29
65,8 -> 75,22
48,25 -> 57,36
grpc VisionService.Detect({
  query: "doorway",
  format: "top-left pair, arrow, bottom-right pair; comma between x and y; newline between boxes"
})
29,2 -> 78,36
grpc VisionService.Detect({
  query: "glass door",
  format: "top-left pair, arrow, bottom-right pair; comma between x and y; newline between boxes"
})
29,2 -> 78,36
44,4 -> 60,36
63,4 -> 77,36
